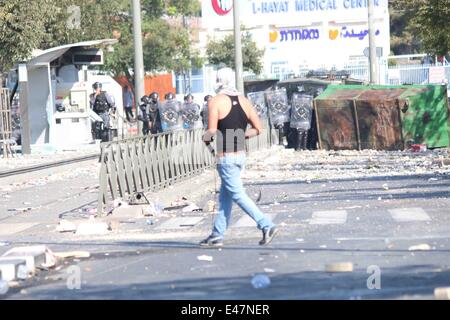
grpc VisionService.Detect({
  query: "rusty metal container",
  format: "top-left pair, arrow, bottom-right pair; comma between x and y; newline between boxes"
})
315,85 -> 449,150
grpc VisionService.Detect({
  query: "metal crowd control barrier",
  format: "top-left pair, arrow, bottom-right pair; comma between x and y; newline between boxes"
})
97,124 -> 277,214
0,88 -> 14,158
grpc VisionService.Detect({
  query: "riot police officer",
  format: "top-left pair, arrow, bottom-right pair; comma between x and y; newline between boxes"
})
265,86 -> 290,146
138,95 -> 152,135
89,82 -> 115,141
181,94 -> 201,130
289,93 -> 314,151
201,95 -> 212,129
159,92 -> 181,132
147,92 -> 162,134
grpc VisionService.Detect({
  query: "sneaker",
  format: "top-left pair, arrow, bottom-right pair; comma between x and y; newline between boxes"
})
199,234 -> 224,247
259,226 -> 279,245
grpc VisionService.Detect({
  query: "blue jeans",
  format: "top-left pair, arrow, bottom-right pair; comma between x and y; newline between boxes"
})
212,153 -> 275,237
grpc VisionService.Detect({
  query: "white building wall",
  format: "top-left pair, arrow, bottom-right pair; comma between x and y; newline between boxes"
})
200,0 -> 390,76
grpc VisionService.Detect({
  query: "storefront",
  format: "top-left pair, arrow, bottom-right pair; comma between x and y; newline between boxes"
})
200,0 -> 390,76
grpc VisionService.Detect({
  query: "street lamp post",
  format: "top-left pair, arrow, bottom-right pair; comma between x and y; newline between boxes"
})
368,0 -> 378,84
132,0 -> 145,133
233,0 -> 244,93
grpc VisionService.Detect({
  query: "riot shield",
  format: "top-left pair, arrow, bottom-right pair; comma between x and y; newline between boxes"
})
290,93 -> 314,130
265,88 -> 290,127
159,99 -> 181,132
247,91 -> 268,120
180,103 -> 201,130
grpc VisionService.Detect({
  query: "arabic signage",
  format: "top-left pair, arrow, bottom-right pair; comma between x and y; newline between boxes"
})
330,26 -> 380,41
201,0 -> 390,71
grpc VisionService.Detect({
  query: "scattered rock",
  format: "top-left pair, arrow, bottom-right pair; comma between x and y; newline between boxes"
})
197,255 -> 213,262
325,262 -> 354,273
435,287 -> 450,300
408,244 -> 431,251
251,274 -> 271,289
53,251 -> 91,259
75,222 -> 110,236
56,220 -> 77,233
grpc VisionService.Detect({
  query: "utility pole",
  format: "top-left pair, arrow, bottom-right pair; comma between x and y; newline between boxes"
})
132,0 -> 145,133
233,0 -> 244,93
368,0 -> 378,84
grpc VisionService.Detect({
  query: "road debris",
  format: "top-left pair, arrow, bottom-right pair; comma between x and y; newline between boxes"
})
251,274 -> 271,289
75,221 -> 111,236
325,262 -> 354,273
202,200 -> 216,213
56,220 -> 77,233
0,259 -> 26,281
197,255 -> 213,262
53,251 -> 91,259
408,244 -> 431,251
434,287 -> 450,300
2,245 -> 50,273
264,268 -> 275,273
182,203 -> 202,212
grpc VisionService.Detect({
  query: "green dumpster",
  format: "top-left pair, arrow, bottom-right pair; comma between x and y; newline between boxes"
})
314,84 -> 449,150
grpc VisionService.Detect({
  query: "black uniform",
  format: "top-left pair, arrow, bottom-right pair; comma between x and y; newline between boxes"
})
89,91 -> 115,141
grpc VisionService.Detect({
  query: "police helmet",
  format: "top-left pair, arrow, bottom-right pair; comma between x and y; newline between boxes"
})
141,95 -> 151,104
184,94 -> 194,102
150,92 -> 159,103
165,92 -> 175,101
92,82 -> 102,90
204,95 -> 212,102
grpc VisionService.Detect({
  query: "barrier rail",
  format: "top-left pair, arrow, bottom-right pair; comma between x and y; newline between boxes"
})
97,124 -> 277,214
0,88 -> 14,158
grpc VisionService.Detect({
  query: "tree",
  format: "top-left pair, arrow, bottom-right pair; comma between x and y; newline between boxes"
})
0,0 -> 56,72
391,0 -> 450,56
389,6 -> 422,55
0,0 -> 202,85
206,32 -> 265,75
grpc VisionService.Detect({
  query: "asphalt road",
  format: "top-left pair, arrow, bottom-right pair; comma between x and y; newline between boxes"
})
2,167 -> 450,300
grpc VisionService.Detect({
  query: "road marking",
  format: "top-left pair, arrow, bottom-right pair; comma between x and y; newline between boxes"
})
310,210 -> 347,225
389,208 -> 431,222
155,217 -> 204,230
0,223 -> 39,236
232,213 -> 277,228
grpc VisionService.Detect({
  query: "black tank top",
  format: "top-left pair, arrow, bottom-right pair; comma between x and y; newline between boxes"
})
217,95 -> 249,154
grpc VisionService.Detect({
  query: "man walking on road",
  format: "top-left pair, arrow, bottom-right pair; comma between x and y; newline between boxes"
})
200,68 -> 278,248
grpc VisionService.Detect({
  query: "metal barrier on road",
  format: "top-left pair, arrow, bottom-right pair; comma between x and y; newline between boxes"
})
97,124 -> 277,214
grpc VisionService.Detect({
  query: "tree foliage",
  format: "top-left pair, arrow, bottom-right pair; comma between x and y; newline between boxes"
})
389,6 -> 422,55
0,0 -> 202,79
391,0 -> 450,56
0,0 -> 55,71
206,32 -> 265,75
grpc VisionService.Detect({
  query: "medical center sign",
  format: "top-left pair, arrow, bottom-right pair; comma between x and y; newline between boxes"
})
211,0 -> 233,15
207,0 -> 387,26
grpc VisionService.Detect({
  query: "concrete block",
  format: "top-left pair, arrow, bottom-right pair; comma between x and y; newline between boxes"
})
2,245 -> 48,273
435,287 -> 450,300
111,205 -> 147,219
56,220 -> 77,232
75,222 -> 110,236
0,258 -> 26,281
